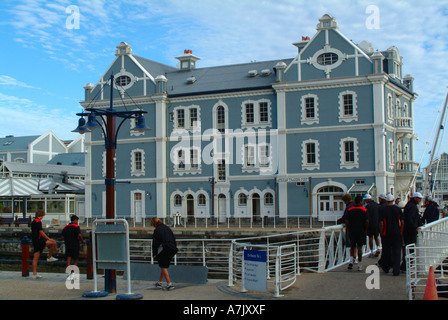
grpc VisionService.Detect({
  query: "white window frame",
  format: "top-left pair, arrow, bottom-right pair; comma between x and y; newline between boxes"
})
131,148 -> 145,177
172,146 -> 201,175
388,139 -> 395,169
387,94 -> 394,123
302,139 -> 320,170
301,94 -> 319,125
213,100 -> 229,133
241,99 -> 272,128
338,90 -> 358,123
340,137 -> 359,169
173,105 -> 201,131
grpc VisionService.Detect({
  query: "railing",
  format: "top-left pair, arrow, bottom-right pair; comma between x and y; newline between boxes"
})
405,243 -> 448,300
405,217 -> 448,300
83,216 -> 338,229
228,230 -> 323,297
129,238 -> 233,278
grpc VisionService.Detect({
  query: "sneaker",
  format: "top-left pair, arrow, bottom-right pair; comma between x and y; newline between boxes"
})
47,256 -> 58,262
32,274 -> 43,280
358,264 -> 363,271
154,281 -> 163,289
164,283 -> 175,290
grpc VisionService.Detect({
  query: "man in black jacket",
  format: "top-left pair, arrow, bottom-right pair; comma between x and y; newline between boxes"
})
379,194 -> 404,276
151,217 -> 178,290
421,197 -> 440,225
401,192 -> 423,271
403,192 -> 423,246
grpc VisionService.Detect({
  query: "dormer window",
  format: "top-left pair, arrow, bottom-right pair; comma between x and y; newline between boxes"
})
317,53 -> 338,65
116,75 -> 131,87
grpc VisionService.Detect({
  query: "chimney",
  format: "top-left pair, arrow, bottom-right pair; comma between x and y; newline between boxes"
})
175,50 -> 200,71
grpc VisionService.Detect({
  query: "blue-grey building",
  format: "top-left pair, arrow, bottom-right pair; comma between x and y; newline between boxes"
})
80,14 -> 417,223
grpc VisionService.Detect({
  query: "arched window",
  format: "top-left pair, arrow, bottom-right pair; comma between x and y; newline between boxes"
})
198,194 -> 206,206
264,193 -> 274,205
217,106 -> 225,133
238,194 -> 247,206
174,195 -> 182,206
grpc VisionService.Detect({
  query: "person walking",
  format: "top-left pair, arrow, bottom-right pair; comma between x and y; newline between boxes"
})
364,194 -> 380,257
338,194 -> 355,260
379,194 -> 404,276
31,210 -> 58,279
151,217 -> 178,290
345,196 -> 369,271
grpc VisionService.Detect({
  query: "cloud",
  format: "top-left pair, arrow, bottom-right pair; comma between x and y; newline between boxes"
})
0,92 -> 78,140
0,76 -> 40,89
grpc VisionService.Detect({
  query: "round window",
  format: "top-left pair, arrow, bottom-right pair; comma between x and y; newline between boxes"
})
116,75 -> 131,87
317,52 -> 339,65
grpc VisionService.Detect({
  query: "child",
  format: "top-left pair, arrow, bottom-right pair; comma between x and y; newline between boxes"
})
61,215 -> 84,268
31,210 -> 58,279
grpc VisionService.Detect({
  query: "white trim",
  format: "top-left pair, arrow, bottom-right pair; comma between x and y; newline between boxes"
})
301,94 -> 319,125
301,139 -> 320,171
130,148 -> 146,177
241,98 -> 272,128
338,90 -> 358,123
340,137 -> 359,169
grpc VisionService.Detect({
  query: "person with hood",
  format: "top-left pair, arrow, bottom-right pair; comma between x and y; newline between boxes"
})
151,217 -> 178,290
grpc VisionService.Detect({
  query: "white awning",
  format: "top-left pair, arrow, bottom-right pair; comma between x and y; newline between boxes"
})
0,178 -> 84,197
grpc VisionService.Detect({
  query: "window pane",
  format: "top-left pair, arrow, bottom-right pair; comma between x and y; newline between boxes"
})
344,141 -> 354,162
245,103 -> 254,123
343,94 -> 353,116
177,109 -> 185,128
305,98 -> 315,118
259,102 -> 268,122
190,108 -> 197,127
306,143 -> 316,164
217,106 -> 225,132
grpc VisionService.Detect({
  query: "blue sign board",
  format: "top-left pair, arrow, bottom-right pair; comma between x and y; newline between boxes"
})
243,250 -> 267,292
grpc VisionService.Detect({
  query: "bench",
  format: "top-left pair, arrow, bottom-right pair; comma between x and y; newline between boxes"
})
0,217 -> 14,226
15,216 -> 32,227
0,216 -> 32,227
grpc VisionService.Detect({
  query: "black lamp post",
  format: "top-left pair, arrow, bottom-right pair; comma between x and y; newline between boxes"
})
73,74 -> 151,293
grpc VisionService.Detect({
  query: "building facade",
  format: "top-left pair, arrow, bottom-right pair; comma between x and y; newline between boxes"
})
0,130 -> 85,165
423,152 -> 448,206
80,14 -> 418,223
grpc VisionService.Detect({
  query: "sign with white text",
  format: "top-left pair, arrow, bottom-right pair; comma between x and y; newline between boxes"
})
243,250 -> 267,292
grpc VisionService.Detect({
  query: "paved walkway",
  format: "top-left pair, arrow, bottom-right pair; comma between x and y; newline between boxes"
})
0,254 -> 408,301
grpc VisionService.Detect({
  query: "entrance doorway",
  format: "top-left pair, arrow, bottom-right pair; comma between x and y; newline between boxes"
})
218,194 -> 227,223
317,186 -> 344,221
252,193 -> 261,221
187,195 -> 194,222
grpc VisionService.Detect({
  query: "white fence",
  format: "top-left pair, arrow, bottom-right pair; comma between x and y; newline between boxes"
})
406,217 -> 448,300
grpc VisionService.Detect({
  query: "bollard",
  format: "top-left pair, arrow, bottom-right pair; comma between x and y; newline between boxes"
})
21,236 -> 30,277
86,239 -> 93,280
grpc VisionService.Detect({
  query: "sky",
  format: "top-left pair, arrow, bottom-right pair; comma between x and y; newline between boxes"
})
0,0 -> 447,167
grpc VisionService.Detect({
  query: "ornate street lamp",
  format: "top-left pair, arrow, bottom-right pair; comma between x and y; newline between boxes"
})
73,74 -> 151,293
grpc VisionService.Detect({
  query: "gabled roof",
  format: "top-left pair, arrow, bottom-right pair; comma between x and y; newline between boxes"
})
0,135 -> 40,151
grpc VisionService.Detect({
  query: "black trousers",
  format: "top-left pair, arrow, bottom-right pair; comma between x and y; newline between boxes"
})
381,234 -> 402,276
